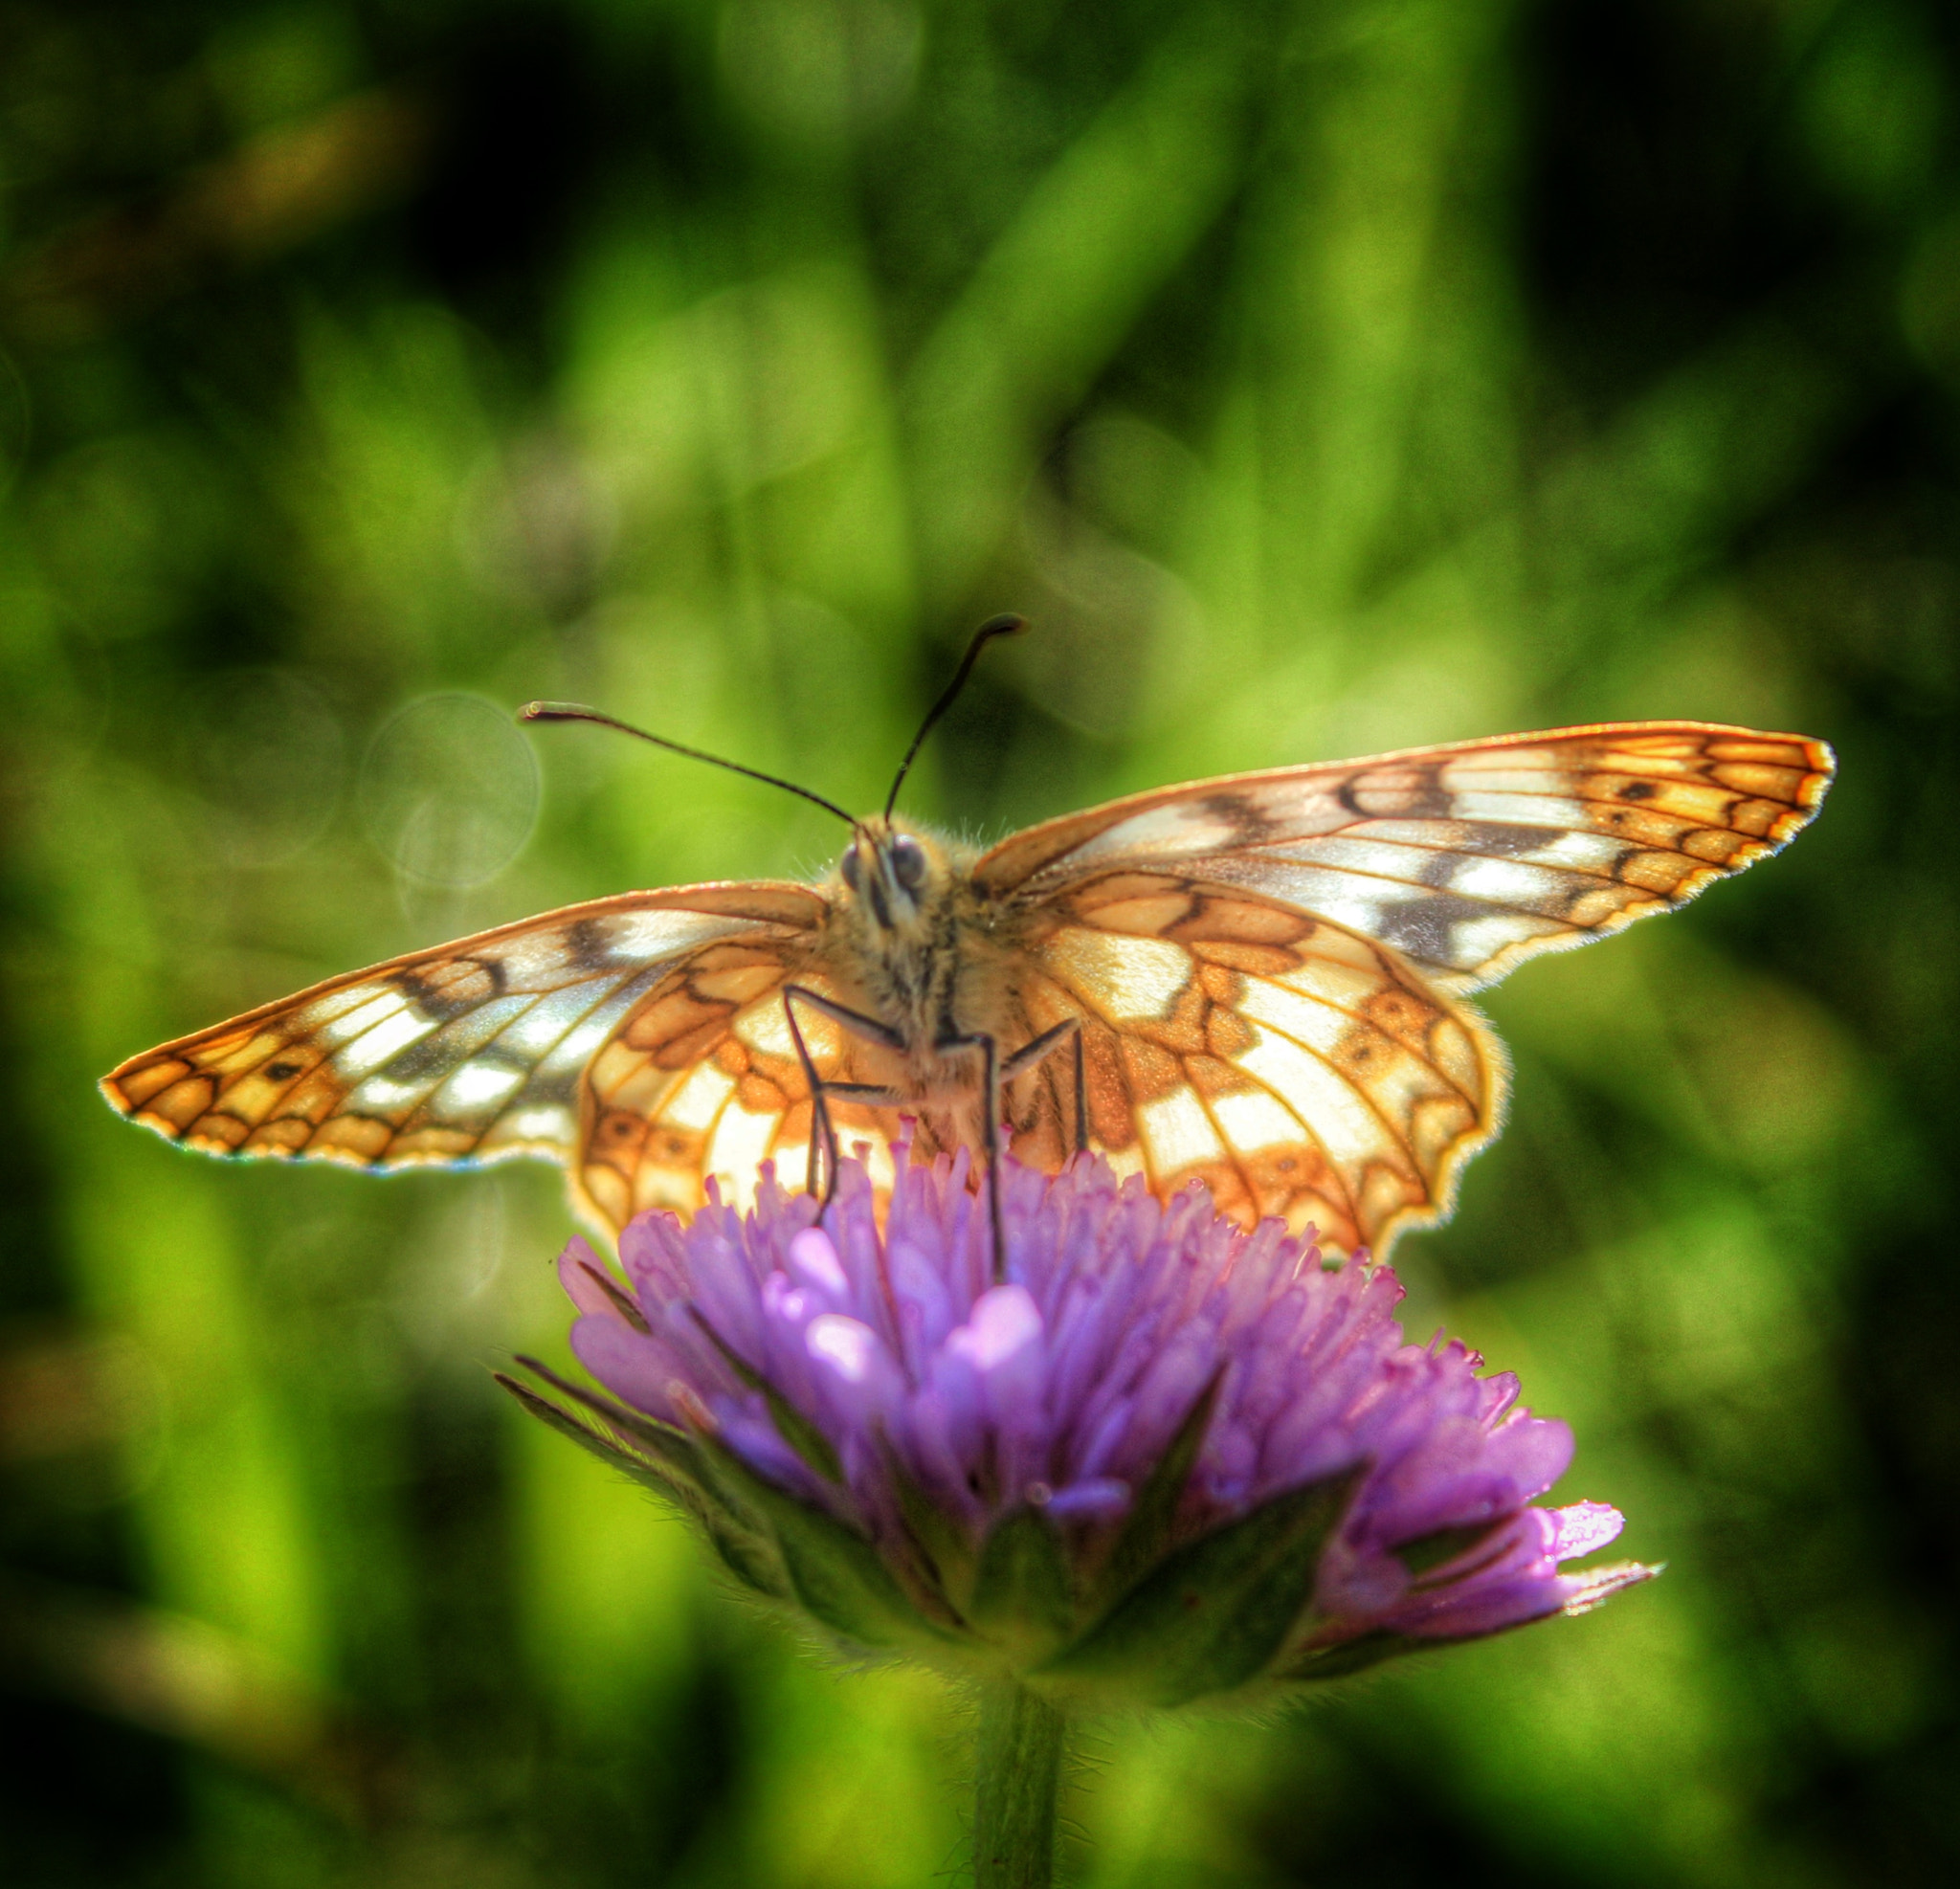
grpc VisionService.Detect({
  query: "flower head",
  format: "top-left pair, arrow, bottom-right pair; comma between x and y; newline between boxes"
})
505,1146 -> 1651,1708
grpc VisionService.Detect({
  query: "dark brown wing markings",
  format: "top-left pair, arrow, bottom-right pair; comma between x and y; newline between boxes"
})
975,723 -> 1833,908
100,884 -> 826,1180
575,951 -> 922,1232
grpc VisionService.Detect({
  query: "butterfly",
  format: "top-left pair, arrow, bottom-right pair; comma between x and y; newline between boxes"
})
100,617 -> 1834,1266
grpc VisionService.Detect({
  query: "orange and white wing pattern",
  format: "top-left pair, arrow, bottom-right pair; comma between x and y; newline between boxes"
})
100,884 -> 827,1192
1001,876 -> 1501,1261
576,956 -> 906,1233
977,723 -> 1835,991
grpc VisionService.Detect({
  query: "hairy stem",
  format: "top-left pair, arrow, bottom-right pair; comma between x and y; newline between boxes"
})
973,1678 -> 1067,1889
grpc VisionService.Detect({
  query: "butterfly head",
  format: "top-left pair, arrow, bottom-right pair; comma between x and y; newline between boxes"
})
838,817 -> 954,941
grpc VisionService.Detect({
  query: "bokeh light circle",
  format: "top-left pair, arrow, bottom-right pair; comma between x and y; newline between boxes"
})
358,694 -> 540,887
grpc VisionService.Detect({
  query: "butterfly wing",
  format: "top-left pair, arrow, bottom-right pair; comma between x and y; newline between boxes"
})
980,722 -> 1831,1256
996,876 -> 1500,1259
574,953 -> 906,1232
976,722 -> 1834,990
100,883 -> 829,1197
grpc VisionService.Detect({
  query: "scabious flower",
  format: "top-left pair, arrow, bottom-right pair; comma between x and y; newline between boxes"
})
504,1145 -> 1651,1710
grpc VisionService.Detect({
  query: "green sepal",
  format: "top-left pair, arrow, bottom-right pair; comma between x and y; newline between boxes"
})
497,1367 -> 791,1600
1274,1630 -> 1427,1683
876,1431 -> 977,1613
508,1354 -> 706,1489
969,1505 -> 1076,1657
495,1371 -> 685,1500
700,1518 -> 795,1600
1090,1368 -> 1222,1607
689,1313 -> 845,1485
1041,1466 -> 1364,1707
698,1437 -> 948,1653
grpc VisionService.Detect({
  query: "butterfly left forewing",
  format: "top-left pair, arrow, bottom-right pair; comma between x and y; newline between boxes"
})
101,883 -> 826,1181
978,722 -> 1834,990
1009,872 -> 1503,1258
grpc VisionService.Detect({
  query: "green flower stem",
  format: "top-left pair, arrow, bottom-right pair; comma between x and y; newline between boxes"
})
973,1678 -> 1067,1889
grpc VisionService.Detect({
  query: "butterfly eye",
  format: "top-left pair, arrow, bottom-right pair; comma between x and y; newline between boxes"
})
840,846 -> 863,891
890,834 -> 927,889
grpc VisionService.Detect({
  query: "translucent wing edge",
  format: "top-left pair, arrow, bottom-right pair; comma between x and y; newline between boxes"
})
1424,773 -> 1832,996
1366,989 -> 1509,1257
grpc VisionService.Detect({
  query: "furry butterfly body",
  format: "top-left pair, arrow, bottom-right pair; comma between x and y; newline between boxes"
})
101,718 -> 1832,1260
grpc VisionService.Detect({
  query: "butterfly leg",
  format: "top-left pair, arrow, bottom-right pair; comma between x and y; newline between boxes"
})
999,1016 -> 1079,1081
1000,1015 -> 1089,1160
781,985 -> 905,1204
807,1079 -> 906,1201
938,1028 -> 1006,1284
1074,1028 -> 1087,1157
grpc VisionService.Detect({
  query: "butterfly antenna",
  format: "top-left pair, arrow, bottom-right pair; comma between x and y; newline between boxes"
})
521,702 -> 856,826
883,612 -> 1029,820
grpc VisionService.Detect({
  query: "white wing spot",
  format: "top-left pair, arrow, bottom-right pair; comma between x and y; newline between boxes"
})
439,1060 -> 527,1112
1444,856 -> 1574,907
1526,829 -> 1626,871
498,983 -> 621,1058
735,997 -> 797,1057
344,1073 -> 429,1114
606,909 -> 754,963
535,1010 -> 617,1077
708,1101 -> 779,1208
1441,912 -> 1558,965
1236,1026 -> 1384,1170
1444,789 -> 1592,828
331,1007 -> 439,1080
316,988 -> 408,1048
484,1103 -> 576,1148
1210,1086 -> 1306,1154
1138,1086 -> 1223,1173
1068,802 -> 1241,864
1047,927 -> 1191,1022
660,1061 -> 735,1132
1236,978 -> 1348,1055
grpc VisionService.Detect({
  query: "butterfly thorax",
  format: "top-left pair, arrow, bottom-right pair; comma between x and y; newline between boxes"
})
820,817 -> 1027,1095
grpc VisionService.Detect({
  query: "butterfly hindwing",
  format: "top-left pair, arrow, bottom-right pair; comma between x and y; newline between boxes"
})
577,955 -> 906,1232
1006,872 -> 1503,1258
980,723 -> 1833,990
100,884 -> 825,1177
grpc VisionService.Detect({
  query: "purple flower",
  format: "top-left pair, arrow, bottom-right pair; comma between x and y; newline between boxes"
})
504,1145 -> 1651,1707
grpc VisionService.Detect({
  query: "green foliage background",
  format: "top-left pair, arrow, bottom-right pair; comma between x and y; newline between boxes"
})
2,1 -> 1954,1882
